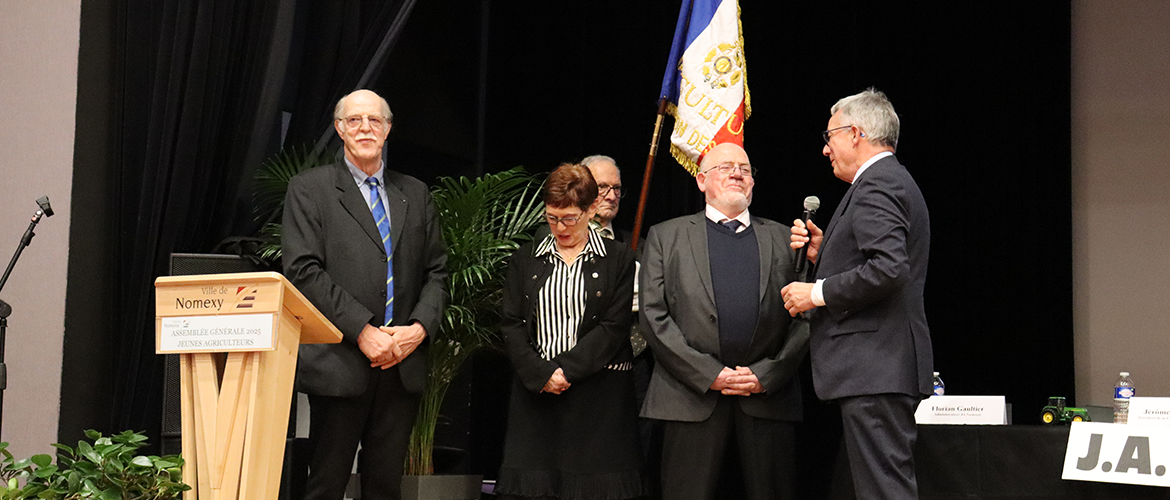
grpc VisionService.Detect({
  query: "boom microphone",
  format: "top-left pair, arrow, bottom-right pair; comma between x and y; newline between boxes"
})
36,196 -> 54,217
794,196 -> 820,274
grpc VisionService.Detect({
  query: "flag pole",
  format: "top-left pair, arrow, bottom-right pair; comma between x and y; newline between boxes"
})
632,99 -> 669,250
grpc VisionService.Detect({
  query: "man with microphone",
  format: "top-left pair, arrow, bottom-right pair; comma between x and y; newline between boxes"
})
783,88 -> 933,500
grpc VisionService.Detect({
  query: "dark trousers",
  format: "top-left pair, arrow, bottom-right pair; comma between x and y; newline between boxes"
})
660,397 -> 796,500
632,352 -> 662,499
305,366 -> 420,500
838,394 -> 920,500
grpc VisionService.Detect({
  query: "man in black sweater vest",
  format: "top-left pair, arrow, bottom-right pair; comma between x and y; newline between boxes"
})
639,143 -> 809,500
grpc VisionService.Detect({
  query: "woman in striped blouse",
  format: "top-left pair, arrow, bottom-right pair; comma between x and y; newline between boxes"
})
495,163 -> 645,500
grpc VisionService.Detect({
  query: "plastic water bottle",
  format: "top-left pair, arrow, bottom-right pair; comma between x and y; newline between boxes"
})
932,371 -> 945,396
1114,371 -> 1136,424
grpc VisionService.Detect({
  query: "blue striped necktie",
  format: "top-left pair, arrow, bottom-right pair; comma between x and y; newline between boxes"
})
366,177 -> 393,326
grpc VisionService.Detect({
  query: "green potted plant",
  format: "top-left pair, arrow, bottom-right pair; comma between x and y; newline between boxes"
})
252,145 -> 332,261
401,169 -> 544,499
1,430 -> 190,499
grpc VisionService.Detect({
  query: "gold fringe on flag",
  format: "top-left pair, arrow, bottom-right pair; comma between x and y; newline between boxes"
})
737,0 -> 750,120
665,102 -> 701,176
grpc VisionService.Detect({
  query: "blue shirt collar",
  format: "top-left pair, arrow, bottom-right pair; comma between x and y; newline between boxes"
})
345,157 -> 385,186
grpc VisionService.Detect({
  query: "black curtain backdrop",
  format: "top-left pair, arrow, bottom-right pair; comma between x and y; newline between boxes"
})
281,0 -> 408,153
65,0 -> 1072,495
65,0 -> 290,446
63,0 -> 378,448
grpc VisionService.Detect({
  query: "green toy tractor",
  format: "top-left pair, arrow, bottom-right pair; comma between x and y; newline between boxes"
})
1040,396 -> 1091,424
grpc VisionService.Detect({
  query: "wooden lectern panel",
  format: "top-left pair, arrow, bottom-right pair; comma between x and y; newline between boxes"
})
156,272 -> 340,500
156,272 -> 341,349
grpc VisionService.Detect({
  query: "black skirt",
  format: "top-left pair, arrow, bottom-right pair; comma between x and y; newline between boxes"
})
496,368 -> 647,500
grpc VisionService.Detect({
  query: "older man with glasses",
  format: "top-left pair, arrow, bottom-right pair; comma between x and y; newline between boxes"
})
283,89 -> 448,500
580,155 -> 630,243
784,87 -> 933,500
638,142 -> 809,500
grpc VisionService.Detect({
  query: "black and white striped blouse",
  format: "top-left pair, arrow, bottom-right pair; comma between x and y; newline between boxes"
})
533,230 -> 632,371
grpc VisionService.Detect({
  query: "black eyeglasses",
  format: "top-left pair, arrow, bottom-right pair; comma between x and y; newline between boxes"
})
545,213 -> 584,227
822,125 -> 853,145
702,162 -> 756,177
598,184 -> 626,198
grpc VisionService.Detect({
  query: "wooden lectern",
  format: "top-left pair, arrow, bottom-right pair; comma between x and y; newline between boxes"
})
155,272 -> 342,500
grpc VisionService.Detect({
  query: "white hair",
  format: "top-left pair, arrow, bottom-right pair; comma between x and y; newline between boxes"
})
581,155 -> 619,175
831,87 -> 899,150
334,89 -> 393,122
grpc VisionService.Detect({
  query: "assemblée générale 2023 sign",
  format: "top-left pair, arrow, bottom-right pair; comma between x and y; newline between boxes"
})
158,284 -> 275,353
1063,421 -> 1170,487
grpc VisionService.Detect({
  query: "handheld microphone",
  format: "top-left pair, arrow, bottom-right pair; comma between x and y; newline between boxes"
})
794,196 -> 820,274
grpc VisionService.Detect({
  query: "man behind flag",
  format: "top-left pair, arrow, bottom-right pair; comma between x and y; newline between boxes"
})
659,0 -> 750,174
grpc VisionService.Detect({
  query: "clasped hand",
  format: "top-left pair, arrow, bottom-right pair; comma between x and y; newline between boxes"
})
711,366 -> 763,396
357,322 -> 427,369
542,367 -> 571,395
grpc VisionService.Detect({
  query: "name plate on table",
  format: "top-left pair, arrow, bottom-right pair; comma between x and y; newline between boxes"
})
915,395 -> 1006,425
1129,398 -> 1170,426
1063,421 -> 1170,487
158,313 -> 275,353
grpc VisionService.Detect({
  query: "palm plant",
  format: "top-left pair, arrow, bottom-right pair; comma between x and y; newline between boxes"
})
251,145 -> 331,261
406,168 -> 545,475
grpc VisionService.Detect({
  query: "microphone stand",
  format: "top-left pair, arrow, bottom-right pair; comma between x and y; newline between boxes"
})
0,199 -> 53,439
0,298 -> 8,440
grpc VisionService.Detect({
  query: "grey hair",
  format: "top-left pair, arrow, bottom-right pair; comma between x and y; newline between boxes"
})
333,89 -> 394,122
581,155 -> 620,175
831,87 -> 899,150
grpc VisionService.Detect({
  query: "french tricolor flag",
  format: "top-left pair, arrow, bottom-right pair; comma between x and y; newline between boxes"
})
659,0 -> 750,175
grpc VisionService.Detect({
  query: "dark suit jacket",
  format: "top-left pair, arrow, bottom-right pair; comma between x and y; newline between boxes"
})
638,212 -> 809,422
611,227 -> 634,246
501,236 -> 637,392
810,154 -> 933,400
282,163 -> 448,397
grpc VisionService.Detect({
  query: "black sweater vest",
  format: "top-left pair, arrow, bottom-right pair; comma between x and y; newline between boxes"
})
706,218 -> 760,367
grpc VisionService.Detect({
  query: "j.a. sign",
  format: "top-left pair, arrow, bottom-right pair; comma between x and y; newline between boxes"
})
1063,421 -> 1170,487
